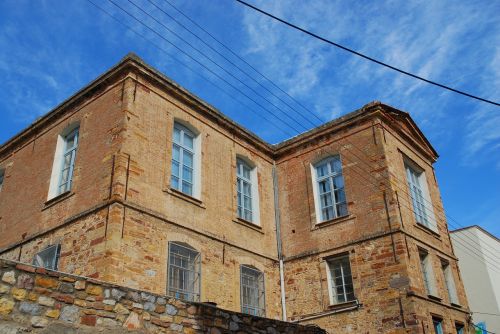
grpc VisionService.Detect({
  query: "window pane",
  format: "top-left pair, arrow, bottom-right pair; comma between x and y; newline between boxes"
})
330,158 -> 342,174
173,127 -> 181,143
320,193 -> 333,208
182,182 -> 192,195
183,166 -> 193,183
322,207 -> 334,220
183,151 -> 193,168
172,145 -> 180,161
333,175 -> 344,189
171,161 -> 180,177
319,180 -> 331,194
316,163 -> 327,177
171,176 -> 179,189
243,182 -> 251,196
183,133 -> 194,149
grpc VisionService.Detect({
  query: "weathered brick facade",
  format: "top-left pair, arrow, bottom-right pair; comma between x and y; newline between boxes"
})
0,54 -> 472,333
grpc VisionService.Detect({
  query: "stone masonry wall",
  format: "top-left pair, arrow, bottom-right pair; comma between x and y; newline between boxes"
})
0,259 -> 325,334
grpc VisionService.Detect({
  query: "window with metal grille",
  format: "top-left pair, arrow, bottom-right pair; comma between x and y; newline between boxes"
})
58,128 -> 79,194
314,156 -> 348,222
441,260 -> 459,304
327,254 -> 355,304
167,242 -> 201,302
32,244 -> 61,270
240,265 -> 265,316
0,169 -> 4,192
419,250 -> 437,296
433,317 -> 444,334
237,159 -> 253,222
171,123 -> 196,196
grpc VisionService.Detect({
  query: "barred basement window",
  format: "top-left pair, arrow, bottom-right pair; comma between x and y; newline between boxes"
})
58,128 -> 79,194
32,244 -> 61,270
240,265 -> 265,316
171,122 -> 197,197
167,242 -> 201,302
326,254 -> 355,304
313,156 -> 348,222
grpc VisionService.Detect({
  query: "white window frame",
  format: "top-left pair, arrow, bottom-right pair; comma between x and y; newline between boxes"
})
404,161 -> 438,233
441,260 -> 459,305
32,244 -> 61,270
419,250 -> 438,297
240,265 -> 265,317
326,254 -> 355,305
311,155 -> 348,224
48,125 -> 79,200
236,157 -> 260,225
167,241 -> 201,302
170,122 -> 201,199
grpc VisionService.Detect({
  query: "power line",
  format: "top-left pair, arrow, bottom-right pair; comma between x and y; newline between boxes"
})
103,0 -> 306,135
85,0 -> 295,137
144,0 -> 321,128
126,0 -> 311,132
234,0 -> 500,107
163,0 -> 325,125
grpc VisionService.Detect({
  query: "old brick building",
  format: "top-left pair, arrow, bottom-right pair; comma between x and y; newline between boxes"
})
0,54 -> 471,333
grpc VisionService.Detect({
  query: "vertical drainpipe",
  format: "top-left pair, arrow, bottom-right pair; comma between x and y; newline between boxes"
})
272,162 -> 287,321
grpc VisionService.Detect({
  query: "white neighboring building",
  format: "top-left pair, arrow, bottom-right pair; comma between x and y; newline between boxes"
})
451,226 -> 500,334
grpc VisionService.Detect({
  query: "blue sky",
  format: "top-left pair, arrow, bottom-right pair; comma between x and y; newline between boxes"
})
0,0 -> 498,238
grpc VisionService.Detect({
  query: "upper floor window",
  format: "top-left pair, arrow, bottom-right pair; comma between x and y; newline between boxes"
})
441,260 -> 459,305
32,244 -> 61,270
240,265 -> 265,316
419,250 -> 438,297
171,122 -> 201,198
313,156 -> 347,223
405,162 -> 437,232
236,158 -> 260,224
326,254 -> 355,304
48,124 -> 80,200
0,169 -> 4,193
59,128 -> 79,194
167,241 -> 201,302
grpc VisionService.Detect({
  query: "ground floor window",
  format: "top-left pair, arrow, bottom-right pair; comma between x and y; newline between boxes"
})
167,242 -> 201,302
240,265 -> 265,316
32,244 -> 60,270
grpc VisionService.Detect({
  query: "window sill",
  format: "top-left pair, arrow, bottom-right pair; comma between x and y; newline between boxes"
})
42,191 -> 74,211
233,218 -> 264,234
450,302 -> 462,308
428,294 -> 442,302
165,188 -> 205,209
415,222 -> 440,239
313,214 -> 354,230
327,299 -> 359,312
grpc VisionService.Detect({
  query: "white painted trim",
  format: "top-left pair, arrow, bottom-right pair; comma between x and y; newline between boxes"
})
193,132 -> 202,200
47,135 -> 65,200
250,166 -> 261,226
310,163 -> 322,225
